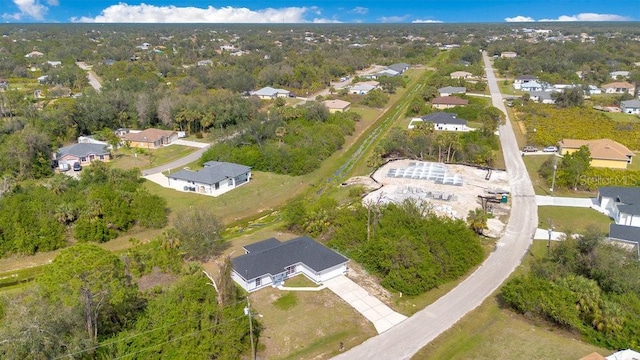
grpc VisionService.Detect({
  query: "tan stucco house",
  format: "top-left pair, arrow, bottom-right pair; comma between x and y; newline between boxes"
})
559,139 -> 635,169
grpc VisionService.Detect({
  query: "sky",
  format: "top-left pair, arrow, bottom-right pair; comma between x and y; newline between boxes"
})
1,0 -> 639,24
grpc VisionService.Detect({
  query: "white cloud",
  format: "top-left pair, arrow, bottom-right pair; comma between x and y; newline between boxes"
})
412,19 -> 443,23
378,15 -> 410,23
349,7 -> 368,15
72,3 -> 340,23
539,13 -> 630,21
504,15 -> 535,22
6,0 -> 49,20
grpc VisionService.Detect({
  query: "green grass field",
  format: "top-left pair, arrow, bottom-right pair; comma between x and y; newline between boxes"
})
110,145 -> 197,170
538,206 -> 612,234
522,155 -> 596,197
603,112 -> 640,123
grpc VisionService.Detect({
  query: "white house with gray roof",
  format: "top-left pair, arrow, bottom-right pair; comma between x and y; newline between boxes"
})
438,86 -> 466,97
608,224 -> 640,259
409,112 -> 470,132
597,187 -> 640,227
167,161 -> 251,196
250,86 -> 290,100
621,100 -> 640,115
231,236 -> 349,292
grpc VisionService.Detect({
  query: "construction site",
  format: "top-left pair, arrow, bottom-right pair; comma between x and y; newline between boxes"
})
354,159 -> 512,238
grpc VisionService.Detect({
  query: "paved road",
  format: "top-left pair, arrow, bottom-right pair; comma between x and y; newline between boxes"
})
76,62 -> 102,92
333,52 -> 538,360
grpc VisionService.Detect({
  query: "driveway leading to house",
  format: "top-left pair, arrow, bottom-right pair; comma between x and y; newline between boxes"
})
141,145 -> 211,176
332,51 -> 538,360
324,275 -> 407,334
143,172 -> 169,188
172,139 -> 209,148
536,195 -> 597,207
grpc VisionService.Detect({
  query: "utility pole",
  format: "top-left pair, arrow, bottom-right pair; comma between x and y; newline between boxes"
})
550,153 -> 558,194
245,297 -> 256,360
547,218 -> 553,256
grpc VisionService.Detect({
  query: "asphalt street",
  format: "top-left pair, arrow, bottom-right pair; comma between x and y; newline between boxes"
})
332,51 -> 538,359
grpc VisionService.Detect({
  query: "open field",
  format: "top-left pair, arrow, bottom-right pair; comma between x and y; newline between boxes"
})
603,111 -> 640,123
412,240 -> 610,359
110,145 -> 197,171
538,206 -> 612,234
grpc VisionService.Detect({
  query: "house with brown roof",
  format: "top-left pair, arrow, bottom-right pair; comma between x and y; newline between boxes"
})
450,71 -> 473,79
121,128 -> 178,149
601,81 -> 635,94
322,99 -> 351,113
432,96 -> 468,109
559,139 -> 635,169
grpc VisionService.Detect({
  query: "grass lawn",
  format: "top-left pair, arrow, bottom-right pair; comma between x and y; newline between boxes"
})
144,170 -> 305,224
603,111 -> 640,123
522,155 -> 596,197
538,206 -> 612,234
412,240 -> 610,359
251,286 -> 376,360
628,152 -> 640,171
110,145 -> 197,171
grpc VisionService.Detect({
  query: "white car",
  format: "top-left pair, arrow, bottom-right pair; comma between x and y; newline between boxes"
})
543,146 -> 558,153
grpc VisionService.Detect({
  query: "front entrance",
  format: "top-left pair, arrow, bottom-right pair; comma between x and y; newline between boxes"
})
271,273 -> 286,286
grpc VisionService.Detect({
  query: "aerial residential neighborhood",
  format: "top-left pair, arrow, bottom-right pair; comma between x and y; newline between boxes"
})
0,15 -> 639,360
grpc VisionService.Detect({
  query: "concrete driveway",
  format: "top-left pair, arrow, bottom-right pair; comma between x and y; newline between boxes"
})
536,195 -> 596,207
324,275 -> 406,334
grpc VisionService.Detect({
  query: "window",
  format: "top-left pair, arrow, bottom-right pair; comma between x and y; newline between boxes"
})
99,155 -> 104,160
215,182 -> 220,190
80,157 -> 86,162
255,277 -> 261,287
285,266 -> 295,276
228,179 -> 233,186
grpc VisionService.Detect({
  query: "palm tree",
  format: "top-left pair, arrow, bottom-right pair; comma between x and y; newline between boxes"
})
467,208 -> 488,235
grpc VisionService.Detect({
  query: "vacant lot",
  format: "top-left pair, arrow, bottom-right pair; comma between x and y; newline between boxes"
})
110,145 -> 197,171
522,155 -> 596,197
538,206 -> 612,234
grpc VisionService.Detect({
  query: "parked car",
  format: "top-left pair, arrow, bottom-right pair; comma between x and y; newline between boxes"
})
73,162 -> 82,171
522,146 -> 538,152
543,146 -> 558,153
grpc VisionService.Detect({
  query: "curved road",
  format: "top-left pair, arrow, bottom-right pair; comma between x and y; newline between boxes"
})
333,52 -> 537,359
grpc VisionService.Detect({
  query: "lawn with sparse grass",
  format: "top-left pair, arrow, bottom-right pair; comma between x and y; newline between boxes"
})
284,275 -> 321,288
412,240 -> 610,360
251,286 -> 376,360
110,145 -> 198,171
603,111 -> 640,123
538,206 -> 612,234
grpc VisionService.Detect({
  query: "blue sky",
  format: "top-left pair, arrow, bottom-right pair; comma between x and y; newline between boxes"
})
2,0 -> 639,23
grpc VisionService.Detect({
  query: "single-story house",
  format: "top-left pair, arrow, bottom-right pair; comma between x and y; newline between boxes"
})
77,136 -> 111,148
37,75 -> 49,84
349,83 -> 377,95
621,99 -> 640,115
598,187 -> 640,228
513,75 -> 537,90
500,51 -> 517,58
605,349 -> 640,360
46,61 -> 62,67
584,85 -> 602,96
409,112 -> 470,131
438,86 -> 466,97
0,79 -> 8,89
122,128 -> 178,149
529,91 -> 556,104
24,51 -> 44,58
609,71 -> 630,80
607,224 -> 640,258
322,99 -> 351,113
601,82 -> 635,94
373,69 -> 401,78
55,143 -> 111,167
250,86 -> 290,99
559,138 -> 635,169
231,236 -> 349,292
450,71 -> 473,79
197,59 -> 213,66
520,80 -> 548,92
387,63 -> 410,74
167,161 -> 251,197
431,96 -> 468,109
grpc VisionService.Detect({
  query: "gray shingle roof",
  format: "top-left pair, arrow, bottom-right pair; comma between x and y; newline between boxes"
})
438,86 -> 466,94
617,204 -> 640,216
232,236 -> 348,281
388,63 -> 409,73
58,143 -> 109,158
420,112 -> 467,125
621,99 -> 640,108
243,238 -> 281,253
609,224 -> 640,244
599,187 -> 640,206
168,161 -> 250,186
